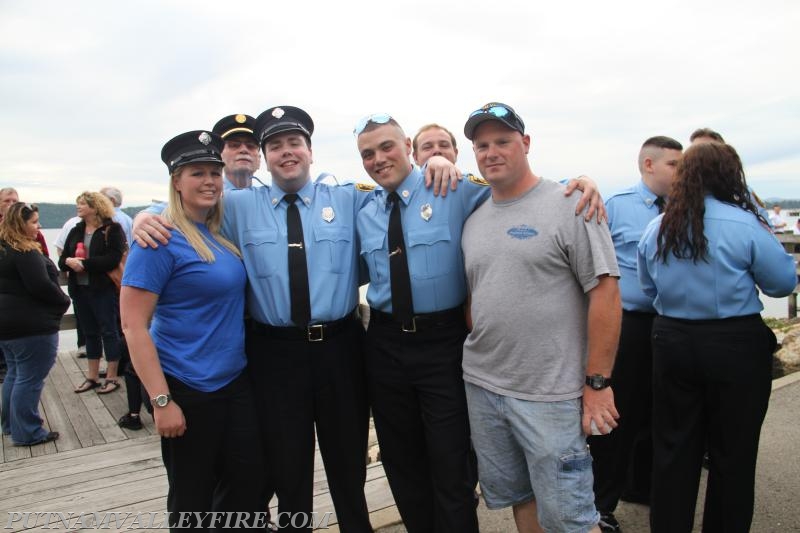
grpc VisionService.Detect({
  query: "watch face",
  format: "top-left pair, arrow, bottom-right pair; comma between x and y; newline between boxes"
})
154,394 -> 169,407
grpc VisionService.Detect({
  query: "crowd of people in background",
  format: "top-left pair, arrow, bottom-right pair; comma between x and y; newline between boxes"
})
1,106 -> 797,533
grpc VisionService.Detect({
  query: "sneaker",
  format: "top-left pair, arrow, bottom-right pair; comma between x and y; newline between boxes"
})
598,512 -> 621,532
118,413 -> 143,430
77,345 -> 87,358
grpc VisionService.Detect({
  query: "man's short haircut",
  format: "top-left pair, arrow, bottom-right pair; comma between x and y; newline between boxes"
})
638,136 -> 683,173
0,187 -> 18,197
100,186 -> 123,207
412,123 -> 457,154
689,128 -> 725,143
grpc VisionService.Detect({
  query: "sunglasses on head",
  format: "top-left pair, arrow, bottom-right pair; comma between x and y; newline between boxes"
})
353,113 -> 393,136
469,104 -> 524,129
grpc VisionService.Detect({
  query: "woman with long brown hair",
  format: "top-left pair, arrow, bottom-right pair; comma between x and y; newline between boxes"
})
59,191 -> 126,394
1,202 -> 70,445
637,141 -> 797,532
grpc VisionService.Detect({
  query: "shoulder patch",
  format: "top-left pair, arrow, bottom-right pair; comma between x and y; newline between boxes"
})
355,182 -> 376,192
467,173 -> 489,186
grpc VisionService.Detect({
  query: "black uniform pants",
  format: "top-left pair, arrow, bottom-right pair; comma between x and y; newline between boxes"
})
246,317 -> 372,533
649,315 -> 776,533
589,311 -> 655,512
365,315 -> 479,533
160,373 -> 264,532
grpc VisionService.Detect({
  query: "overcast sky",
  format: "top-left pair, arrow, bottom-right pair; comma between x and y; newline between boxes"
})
2,0 -> 798,209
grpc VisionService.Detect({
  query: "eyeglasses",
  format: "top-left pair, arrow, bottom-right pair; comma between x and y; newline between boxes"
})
353,113 -> 393,136
20,203 -> 37,214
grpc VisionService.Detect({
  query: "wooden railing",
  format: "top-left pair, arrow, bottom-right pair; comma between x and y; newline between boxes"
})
776,233 -> 800,318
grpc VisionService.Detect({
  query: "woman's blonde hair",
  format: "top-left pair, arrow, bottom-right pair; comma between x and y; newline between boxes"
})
165,164 -> 241,262
0,202 -> 41,253
76,191 -> 115,223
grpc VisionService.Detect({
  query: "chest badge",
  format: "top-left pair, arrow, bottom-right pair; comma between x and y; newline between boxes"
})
321,206 -> 335,223
420,203 -> 433,221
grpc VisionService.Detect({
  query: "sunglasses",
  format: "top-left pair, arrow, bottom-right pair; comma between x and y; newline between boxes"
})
20,202 -> 38,214
468,104 -> 524,131
353,113 -> 393,136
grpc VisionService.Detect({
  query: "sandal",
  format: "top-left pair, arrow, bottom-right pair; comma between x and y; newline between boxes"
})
97,379 -> 120,394
74,379 -> 100,393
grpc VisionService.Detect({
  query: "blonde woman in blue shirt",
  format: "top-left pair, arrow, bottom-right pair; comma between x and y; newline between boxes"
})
121,131 -> 262,531
637,141 -> 797,533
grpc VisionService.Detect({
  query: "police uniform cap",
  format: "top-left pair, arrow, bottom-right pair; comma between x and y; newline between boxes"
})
160,130 -> 225,174
463,102 -> 526,141
212,114 -> 258,140
255,106 -> 314,147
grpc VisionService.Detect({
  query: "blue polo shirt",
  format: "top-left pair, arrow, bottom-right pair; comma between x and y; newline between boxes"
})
122,224 -> 247,392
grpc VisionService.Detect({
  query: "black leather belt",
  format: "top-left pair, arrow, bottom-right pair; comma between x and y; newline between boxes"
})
369,306 -> 464,333
249,309 -> 358,342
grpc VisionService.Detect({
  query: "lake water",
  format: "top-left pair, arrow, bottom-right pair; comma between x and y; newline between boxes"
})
40,227 -> 796,320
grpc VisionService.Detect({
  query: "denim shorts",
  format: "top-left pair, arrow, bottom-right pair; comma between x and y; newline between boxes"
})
465,382 -> 599,533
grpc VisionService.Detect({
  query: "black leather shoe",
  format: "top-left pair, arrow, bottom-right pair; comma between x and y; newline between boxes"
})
599,512 -> 621,532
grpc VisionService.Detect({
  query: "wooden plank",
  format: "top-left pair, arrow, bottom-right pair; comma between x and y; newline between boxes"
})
0,461 -> 164,510
61,352 -> 127,445
38,362 -> 82,452
0,436 -> 160,478
1,433 -> 31,462
44,352 -> 105,449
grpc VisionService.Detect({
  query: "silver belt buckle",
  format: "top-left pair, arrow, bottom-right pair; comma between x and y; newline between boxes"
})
401,317 -> 417,333
307,324 -> 324,342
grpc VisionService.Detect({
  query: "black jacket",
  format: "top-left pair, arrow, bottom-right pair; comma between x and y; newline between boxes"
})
58,220 -> 126,294
0,241 -> 71,340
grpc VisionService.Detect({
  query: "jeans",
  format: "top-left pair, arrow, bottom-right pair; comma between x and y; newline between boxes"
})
465,382 -> 599,533
71,285 -> 121,361
0,333 -> 58,444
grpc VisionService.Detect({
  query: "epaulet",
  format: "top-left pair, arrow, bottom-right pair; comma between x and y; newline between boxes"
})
355,182 -> 376,192
467,173 -> 489,186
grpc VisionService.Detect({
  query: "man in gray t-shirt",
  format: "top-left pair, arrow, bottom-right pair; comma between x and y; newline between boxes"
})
460,102 -> 621,533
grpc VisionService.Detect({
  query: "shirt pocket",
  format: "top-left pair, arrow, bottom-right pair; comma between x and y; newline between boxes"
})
360,233 -> 387,283
616,229 -> 644,269
242,228 -> 280,278
407,224 -> 453,279
312,224 -> 353,274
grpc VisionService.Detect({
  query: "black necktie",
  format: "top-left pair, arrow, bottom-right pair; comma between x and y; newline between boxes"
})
285,194 -> 311,326
387,191 -> 414,323
654,196 -> 665,213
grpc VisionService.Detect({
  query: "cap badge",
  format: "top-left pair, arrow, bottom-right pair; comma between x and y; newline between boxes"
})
272,108 -> 285,119
420,203 -> 432,221
198,132 -> 212,145
322,206 -> 335,223
235,114 -> 247,124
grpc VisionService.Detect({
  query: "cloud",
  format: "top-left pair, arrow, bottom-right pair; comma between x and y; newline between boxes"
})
1,0 -> 799,206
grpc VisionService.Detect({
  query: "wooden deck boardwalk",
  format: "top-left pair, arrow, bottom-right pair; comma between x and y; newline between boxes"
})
0,348 -> 401,531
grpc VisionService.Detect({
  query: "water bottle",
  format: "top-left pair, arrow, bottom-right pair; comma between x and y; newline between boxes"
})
75,242 -> 86,259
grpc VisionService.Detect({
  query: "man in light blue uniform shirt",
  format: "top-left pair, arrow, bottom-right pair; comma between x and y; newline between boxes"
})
588,136 -> 682,533
355,113 -> 489,532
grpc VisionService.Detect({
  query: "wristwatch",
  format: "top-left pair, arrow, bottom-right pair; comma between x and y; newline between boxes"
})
151,393 -> 172,408
585,374 -> 612,390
